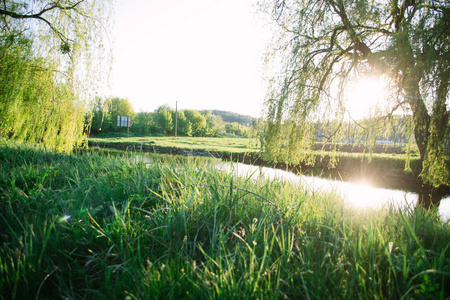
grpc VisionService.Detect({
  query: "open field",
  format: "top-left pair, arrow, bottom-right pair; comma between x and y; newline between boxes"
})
88,136 -> 258,154
1,140 -> 450,299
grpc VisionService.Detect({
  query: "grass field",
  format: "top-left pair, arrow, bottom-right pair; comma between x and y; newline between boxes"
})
1,140 -> 450,299
88,136 -> 258,154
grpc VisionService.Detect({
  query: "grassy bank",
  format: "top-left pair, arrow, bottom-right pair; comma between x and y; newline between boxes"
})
88,136 -> 258,154
1,140 -> 450,299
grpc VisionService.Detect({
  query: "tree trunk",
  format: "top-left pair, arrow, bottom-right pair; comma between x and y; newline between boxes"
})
405,71 -> 449,187
405,81 -> 430,163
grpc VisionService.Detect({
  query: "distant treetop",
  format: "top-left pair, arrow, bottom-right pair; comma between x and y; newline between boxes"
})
209,110 -> 257,127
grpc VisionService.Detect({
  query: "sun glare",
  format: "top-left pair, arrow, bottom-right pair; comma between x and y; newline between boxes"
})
343,181 -> 381,209
345,77 -> 388,120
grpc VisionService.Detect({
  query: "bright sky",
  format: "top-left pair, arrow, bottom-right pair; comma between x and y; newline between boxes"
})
110,0 -> 271,117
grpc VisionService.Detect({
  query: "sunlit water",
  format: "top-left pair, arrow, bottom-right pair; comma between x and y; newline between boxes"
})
218,162 -> 450,222
134,153 -> 450,221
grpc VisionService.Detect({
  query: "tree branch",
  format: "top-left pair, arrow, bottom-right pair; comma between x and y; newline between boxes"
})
346,110 -> 368,130
328,0 -> 372,58
0,1 -> 86,44
354,24 -> 394,35
318,46 -> 354,92
0,1 -> 84,20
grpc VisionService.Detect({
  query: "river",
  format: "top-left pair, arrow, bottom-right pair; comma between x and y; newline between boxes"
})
135,153 -> 450,221
218,162 -> 450,222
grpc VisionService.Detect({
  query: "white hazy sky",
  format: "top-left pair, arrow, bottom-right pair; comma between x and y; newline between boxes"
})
110,0 -> 271,117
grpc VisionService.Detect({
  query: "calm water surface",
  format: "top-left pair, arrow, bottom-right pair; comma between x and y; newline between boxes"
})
218,162 -> 450,222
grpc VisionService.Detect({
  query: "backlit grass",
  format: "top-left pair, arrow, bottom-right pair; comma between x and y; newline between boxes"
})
1,140 -> 449,299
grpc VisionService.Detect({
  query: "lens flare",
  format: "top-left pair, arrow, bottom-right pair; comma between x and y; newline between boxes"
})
58,212 -> 72,223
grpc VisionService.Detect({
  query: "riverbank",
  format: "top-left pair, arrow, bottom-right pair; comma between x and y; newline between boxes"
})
2,140 -> 450,299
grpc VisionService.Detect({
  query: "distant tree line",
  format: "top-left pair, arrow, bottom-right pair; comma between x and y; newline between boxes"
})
87,99 -> 254,138
210,110 -> 257,127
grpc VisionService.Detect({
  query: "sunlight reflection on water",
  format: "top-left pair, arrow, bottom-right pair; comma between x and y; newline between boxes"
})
218,162 -> 450,221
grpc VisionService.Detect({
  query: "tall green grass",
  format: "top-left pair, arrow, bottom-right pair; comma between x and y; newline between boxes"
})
1,140 -> 449,299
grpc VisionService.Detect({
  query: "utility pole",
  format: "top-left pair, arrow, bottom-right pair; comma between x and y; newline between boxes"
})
175,100 -> 178,138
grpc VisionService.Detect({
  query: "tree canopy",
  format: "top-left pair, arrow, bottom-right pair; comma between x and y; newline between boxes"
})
260,0 -> 450,187
0,0 -> 113,151
155,105 -> 174,135
184,110 -> 207,136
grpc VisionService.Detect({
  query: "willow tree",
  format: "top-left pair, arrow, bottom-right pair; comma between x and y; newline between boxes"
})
260,0 -> 449,187
0,1 -> 113,151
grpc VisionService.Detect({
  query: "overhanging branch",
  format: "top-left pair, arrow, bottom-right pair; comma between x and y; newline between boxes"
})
0,1 -> 86,44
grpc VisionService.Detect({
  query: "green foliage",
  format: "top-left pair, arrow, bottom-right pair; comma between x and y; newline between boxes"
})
0,36 -> 85,152
133,112 -> 156,136
225,122 -> 250,138
91,106 -> 255,138
421,118 -> 450,187
209,110 -> 256,127
0,0 -> 114,151
105,97 -> 136,132
202,110 -> 225,137
88,97 -> 108,135
110,98 -> 136,122
1,140 -> 450,299
184,109 -> 207,136
155,105 -> 174,135
175,110 -> 193,136
87,97 -> 136,134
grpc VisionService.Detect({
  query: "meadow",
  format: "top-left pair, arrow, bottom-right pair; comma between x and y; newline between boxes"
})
1,140 -> 450,299
88,136 -> 258,154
